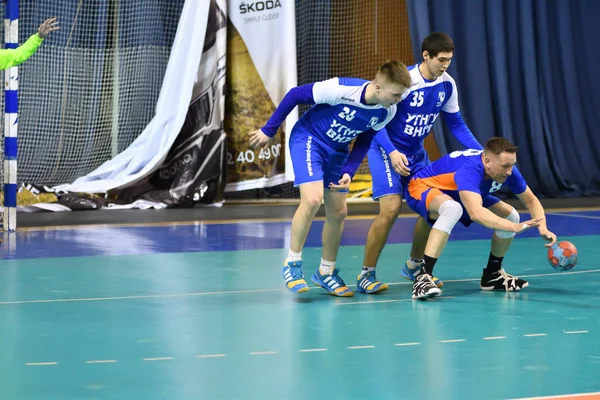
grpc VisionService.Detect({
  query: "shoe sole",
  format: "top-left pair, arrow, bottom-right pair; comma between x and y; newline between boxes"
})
480,281 -> 529,291
356,283 -> 389,294
412,288 -> 442,300
286,285 -> 309,293
311,275 -> 354,297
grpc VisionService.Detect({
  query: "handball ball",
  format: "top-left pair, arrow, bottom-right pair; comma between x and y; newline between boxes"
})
548,241 -> 578,271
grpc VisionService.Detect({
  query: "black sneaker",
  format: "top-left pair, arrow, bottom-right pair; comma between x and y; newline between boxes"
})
412,273 -> 442,299
480,268 -> 529,292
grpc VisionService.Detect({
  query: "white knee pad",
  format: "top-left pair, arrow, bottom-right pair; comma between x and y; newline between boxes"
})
432,200 -> 463,234
495,207 -> 520,238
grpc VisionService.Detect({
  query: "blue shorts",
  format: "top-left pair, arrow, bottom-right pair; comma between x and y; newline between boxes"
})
368,146 -> 430,200
405,181 -> 501,227
289,129 -> 349,191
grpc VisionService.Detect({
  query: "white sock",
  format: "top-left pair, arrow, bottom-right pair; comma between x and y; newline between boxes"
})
319,258 -> 336,275
287,250 -> 302,262
407,258 -> 424,269
360,266 -> 375,277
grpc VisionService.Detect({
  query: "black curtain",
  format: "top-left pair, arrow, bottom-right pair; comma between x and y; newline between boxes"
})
406,0 -> 600,197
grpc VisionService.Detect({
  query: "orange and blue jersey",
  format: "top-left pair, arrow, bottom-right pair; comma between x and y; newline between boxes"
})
406,149 -> 527,226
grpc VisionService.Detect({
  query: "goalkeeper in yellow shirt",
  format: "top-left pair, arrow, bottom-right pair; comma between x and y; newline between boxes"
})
0,17 -> 59,70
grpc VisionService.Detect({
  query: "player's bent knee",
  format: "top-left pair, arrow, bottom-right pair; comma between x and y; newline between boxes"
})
432,200 -> 462,235
378,196 -> 402,220
495,207 -> 519,239
379,204 -> 401,220
327,204 -> 348,222
301,195 -> 323,210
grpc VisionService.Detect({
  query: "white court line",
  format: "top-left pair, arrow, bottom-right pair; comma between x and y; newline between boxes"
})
336,298 -> 411,306
86,360 -> 117,364
336,296 -> 455,306
26,362 -> 57,366
548,212 -> 600,220
0,288 -> 283,305
20,333 -> 592,366
196,354 -> 227,358
1,269 -> 599,306
395,269 -> 600,286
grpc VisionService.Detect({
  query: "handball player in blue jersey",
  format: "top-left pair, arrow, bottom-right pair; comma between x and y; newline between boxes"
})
249,61 -> 412,297
403,137 -> 557,299
349,33 -> 484,294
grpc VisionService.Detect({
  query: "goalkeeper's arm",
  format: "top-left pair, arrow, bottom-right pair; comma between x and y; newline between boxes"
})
0,17 -> 59,70
0,34 -> 44,70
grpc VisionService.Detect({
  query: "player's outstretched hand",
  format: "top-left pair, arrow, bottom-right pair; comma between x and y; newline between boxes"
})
538,227 -> 557,248
329,173 -> 351,192
249,129 -> 271,149
38,17 -> 60,38
514,218 -> 543,233
389,150 -> 411,176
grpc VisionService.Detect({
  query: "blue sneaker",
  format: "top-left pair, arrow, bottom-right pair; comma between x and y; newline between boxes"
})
401,260 -> 444,288
356,270 -> 388,294
311,267 -> 354,297
282,259 -> 309,293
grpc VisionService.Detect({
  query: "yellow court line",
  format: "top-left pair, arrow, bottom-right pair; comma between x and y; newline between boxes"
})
12,206 -> 600,232
511,392 -> 600,400
12,214 -> 406,232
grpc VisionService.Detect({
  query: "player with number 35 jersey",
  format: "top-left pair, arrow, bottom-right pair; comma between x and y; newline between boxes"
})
347,32 -> 484,294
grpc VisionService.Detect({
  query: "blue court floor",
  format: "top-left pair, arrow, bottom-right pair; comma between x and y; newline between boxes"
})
0,210 -> 599,400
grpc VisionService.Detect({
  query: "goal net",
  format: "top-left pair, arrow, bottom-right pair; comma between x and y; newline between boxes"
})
0,0 -> 185,187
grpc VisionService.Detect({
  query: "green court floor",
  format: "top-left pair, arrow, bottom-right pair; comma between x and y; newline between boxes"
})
0,225 -> 598,399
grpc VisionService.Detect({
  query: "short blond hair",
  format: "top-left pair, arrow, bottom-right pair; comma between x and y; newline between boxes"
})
375,60 -> 412,89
